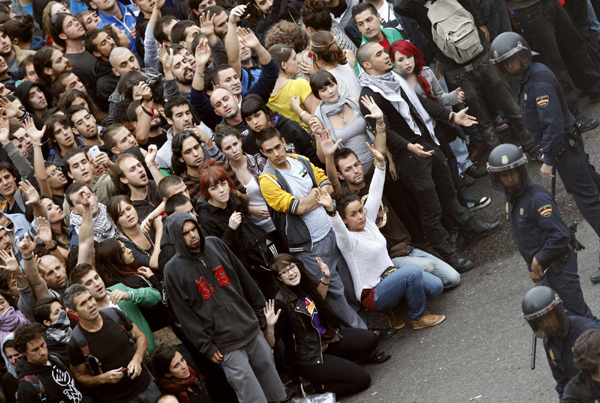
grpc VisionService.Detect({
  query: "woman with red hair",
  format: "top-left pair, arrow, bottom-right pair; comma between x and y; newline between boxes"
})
196,160 -> 280,298
389,40 -> 464,106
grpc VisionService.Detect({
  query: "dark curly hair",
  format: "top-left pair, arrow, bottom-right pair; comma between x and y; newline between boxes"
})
333,188 -> 361,219
573,329 -> 600,377
301,0 -> 332,32
264,21 -> 305,54
13,323 -> 47,354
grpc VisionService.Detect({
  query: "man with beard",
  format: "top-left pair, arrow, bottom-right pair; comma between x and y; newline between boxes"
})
32,48 -> 73,91
52,72 -> 88,99
127,99 -> 168,150
70,263 -> 162,355
68,105 -> 104,149
14,82 -> 48,129
14,323 -> 86,403
158,96 -> 214,170
110,151 -> 164,220
164,211 -> 287,403
355,42 -> 501,272
86,28 -> 118,111
164,50 -> 194,96
51,13 -> 97,73
103,123 -> 141,158
171,130 -> 239,204
86,0 -> 138,53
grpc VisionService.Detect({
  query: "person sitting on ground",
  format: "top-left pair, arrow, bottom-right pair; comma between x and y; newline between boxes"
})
151,344 -> 214,403
266,253 -> 382,397
315,141 -> 446,330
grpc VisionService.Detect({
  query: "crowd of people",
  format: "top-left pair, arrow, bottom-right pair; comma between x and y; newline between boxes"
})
0,0 -> 595,400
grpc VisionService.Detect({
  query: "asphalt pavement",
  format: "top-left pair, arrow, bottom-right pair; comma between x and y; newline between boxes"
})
341,101 -> 600,403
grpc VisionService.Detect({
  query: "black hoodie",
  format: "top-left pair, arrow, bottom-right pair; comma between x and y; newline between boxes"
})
164,211 -> 266,359
16,354 -> 85,403
93,59 -> 119,112
14,81 -> 47,130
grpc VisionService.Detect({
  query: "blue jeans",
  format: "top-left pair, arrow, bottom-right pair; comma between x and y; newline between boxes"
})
392,248 -> 461,288
372,264 -> 443,321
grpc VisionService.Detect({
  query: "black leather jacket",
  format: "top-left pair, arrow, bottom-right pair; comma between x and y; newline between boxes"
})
274,288 -> 328,367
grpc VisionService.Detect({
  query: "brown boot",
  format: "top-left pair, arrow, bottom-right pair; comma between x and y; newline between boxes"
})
385,310 -> 405,329
410,312 -> 446,330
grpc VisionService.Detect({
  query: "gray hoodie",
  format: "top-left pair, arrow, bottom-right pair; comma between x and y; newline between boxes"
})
164,211 -> 267,359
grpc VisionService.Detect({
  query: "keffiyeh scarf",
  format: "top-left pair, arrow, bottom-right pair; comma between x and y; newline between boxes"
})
46,310 -> 72,345
69,203 -> 118,242
357,70 -> 439,145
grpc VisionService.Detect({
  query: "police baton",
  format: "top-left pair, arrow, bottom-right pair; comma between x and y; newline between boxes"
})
551,167 -> 556,199
531,333 -> 536,370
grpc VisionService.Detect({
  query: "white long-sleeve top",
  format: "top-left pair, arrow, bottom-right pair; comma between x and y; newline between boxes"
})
329,164 -> 393,300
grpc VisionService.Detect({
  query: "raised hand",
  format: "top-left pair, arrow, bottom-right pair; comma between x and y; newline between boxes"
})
315,127 -> 341,158
159,45 -> 173,74
145,144 -> 158,166
24,117 -> 45,144
454,107 -> 478,127
199,10 -> 215,38
195,38 -> 211,68
314,187 -> 333,211
77,188 -> 91,210
229,4 -> 246,24
136,82 -> 153,101
316,257 -> 330,279
0,117 -> 8,145
263,299 -> 281,327
36,217 -> 53,244
0,97 -> 21,119
19,180 -> 40,206
237,27 -> 260,49
0,250 -> 18,272
366,142 -> 385,166
360,95 -> 384,123
18,234 -> 38,257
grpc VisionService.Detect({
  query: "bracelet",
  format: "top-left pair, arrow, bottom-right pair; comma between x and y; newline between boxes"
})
265,332 -> 274,337
320,277 -> 330,286
148,162 -> 160,169
376,162 -> 386,170
14,268 -> 24,279
47,241 -> 58,252
23,254 -> 33,261
141,106 -> 156,118
196,71 -> 205,77
33,144 -> 43,148
375,125 -> 386,135
299,111 -> 307,119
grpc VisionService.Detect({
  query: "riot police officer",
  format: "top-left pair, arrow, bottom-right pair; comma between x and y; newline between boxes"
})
522,286 -> 600,398
488,143 -> 594,319
489,33 -> 600,265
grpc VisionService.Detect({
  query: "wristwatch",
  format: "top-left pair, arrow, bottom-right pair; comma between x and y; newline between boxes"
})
326,199 -> 337,217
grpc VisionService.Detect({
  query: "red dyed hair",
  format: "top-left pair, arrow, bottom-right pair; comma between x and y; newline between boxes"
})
198,160 -> 235,201
389,40 -> 436,102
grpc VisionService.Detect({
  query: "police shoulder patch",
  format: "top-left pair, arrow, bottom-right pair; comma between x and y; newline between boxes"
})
538,204 -> 552,217
536,95 -> 549,108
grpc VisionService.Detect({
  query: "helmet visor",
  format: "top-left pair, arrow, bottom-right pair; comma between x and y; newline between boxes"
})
489,164 -> 530,193
524,304 -> 566,339
496,53 -> 531,79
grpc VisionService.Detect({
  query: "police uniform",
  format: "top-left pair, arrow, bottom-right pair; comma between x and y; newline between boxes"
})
507,180 -> 594,319
544,315 -> 600,398
518,62 -> 600,239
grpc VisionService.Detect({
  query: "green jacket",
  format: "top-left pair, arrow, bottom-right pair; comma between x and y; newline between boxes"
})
107,283 -> 161,354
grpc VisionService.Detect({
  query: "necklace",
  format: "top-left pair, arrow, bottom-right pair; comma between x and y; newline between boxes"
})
339,106 -> 346,124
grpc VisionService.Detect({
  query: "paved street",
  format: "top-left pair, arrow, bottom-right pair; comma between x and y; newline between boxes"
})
342,101 -> 600,403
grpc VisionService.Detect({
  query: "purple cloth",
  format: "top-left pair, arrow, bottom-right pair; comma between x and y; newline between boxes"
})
0,307 -> 30,342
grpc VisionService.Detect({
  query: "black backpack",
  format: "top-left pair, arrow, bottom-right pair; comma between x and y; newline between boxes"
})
71,308 -> 136,376
239,217 -> 279,273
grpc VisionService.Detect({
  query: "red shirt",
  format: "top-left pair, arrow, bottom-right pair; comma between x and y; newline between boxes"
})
379,36 -> 391,53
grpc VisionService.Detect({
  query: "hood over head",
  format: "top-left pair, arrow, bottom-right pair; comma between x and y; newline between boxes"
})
14,81 -> 42,112
1,332 -> 16,378
167,211 -> 205,259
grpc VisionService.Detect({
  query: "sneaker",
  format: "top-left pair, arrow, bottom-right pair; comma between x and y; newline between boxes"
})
527,147 -> 544,163
385,310 -> 406,329
368,347 -> 391,364
495,115 -> 509,132
465,194 -> 491,212
590,268 -> 600,284
460,173 -> 475,187
373,328 -> 396,341
464,164 -> 488,179
411,312 -> 446,330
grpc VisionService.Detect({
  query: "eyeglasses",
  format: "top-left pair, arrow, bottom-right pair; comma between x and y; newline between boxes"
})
278,263 -> 298,277
49,167 -> 62,177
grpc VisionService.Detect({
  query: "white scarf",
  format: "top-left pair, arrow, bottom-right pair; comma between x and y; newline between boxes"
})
357,70 -> 439,145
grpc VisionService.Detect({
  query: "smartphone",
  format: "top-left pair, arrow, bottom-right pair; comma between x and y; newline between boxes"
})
89,145 -> 101,161
239,0 -> 255,20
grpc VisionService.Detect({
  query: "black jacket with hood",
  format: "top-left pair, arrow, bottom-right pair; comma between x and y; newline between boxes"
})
14,81 -> 46,130
164,211 -> 267,359
16,354 -> 86,403
93,58 -> 120,112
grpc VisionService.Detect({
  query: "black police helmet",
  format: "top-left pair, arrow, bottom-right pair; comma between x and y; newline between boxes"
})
522,286 -> 566,338
490,32 -> 535,78
487,144 -> 529,192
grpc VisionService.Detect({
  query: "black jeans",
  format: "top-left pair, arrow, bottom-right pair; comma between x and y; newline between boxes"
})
294,328 -> 377,397
512,0 -> 600,116
445,56 -> 538,154
393,137 -> 480,259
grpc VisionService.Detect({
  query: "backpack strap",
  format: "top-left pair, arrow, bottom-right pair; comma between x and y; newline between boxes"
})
100,308 -> 135,344
20,375 -> 46,402
71,325 -> 103,376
